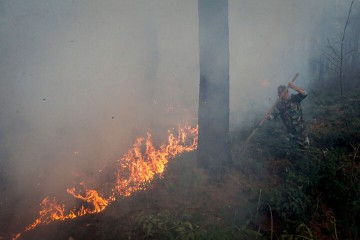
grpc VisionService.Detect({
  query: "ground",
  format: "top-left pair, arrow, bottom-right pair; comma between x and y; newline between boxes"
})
3,87 -> 360,240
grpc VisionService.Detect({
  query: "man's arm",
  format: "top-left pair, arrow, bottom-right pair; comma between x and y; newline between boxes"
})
288,82 -> 306,95
288,82 -> 307,102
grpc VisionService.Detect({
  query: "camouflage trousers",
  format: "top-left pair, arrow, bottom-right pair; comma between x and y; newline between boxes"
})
288,132 -> 310,149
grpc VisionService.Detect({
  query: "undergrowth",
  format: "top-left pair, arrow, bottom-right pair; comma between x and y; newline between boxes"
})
18,86 -> 360,240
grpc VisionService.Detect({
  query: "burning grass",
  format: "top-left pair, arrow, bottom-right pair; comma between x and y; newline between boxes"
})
17,150 -> 264,240
11,125 -> 198,239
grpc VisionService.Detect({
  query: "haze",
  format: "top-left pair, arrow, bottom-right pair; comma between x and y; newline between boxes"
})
0,0 -> 351,233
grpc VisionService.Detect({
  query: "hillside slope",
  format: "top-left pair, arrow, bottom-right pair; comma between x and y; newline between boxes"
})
17,88 -> 360,240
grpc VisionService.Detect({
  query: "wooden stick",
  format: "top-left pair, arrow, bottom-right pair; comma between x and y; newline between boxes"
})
268,203 -> 273,240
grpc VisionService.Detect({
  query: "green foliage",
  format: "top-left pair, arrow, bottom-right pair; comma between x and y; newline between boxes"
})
279,223 -> 314,240
204,225 -> 266,240
316,148 -> 360,230
280,224 -> 314,240
263,149 -> 317,226
134,211 -> 207,240
261,142 -> 360,238
134,211 -> 269,240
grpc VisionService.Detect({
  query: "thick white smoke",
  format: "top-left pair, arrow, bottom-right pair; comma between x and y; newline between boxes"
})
0,0 -> 352,234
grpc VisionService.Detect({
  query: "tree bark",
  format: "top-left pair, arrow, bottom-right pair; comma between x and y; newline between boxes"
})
350,13 -> 360,86
197,0 -> 230,174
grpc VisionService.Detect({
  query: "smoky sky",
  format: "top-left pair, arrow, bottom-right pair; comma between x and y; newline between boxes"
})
229,0 -> 353,126
0,0 -> 353,231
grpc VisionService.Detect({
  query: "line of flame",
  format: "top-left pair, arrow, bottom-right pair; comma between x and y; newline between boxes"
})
16,125 -> 198,238
113,125 -> 198,197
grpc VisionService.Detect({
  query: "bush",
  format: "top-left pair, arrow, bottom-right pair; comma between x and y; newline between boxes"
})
133,211 -> 207,240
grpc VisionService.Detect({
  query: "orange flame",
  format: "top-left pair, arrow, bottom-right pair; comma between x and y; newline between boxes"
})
23,182 -> 111,233
113,125 -> 198,197
20,125 -> 198,235
67,185 -> 109,213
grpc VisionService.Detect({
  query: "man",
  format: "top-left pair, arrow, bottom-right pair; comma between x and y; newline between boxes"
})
266,82 -> 309,149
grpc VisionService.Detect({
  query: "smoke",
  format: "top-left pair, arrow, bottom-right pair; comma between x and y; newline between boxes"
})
0,0 -> 199,231
0,0 -> 352,234
229,0 -> 350,128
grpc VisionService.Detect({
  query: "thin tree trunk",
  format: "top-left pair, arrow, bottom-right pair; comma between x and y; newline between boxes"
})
350,14 -> 360,86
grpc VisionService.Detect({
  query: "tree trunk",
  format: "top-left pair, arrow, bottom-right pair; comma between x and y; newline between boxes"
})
197,0 -> 230,174
350,14 -> 360,87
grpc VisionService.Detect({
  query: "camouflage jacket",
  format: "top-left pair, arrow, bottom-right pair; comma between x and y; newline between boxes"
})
273,92 -> 307,135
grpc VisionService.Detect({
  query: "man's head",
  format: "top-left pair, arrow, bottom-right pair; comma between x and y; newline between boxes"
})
277,85 -> 289,100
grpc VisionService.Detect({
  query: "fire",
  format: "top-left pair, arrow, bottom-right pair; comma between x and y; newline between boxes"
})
24,184 -> 110,232
18,125 -> 198,236
67,184 -> 109,213
113,125 -> 198,197
25,197 -> 70,231
261,79 -> 270,87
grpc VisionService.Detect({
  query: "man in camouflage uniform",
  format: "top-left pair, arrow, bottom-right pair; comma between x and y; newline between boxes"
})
266,82 -> 309,149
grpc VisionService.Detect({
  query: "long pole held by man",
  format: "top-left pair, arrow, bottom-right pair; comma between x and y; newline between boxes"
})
241,73 -> 304,152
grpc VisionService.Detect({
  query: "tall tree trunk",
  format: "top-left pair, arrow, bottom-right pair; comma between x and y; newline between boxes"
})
197,0 -> 230,174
